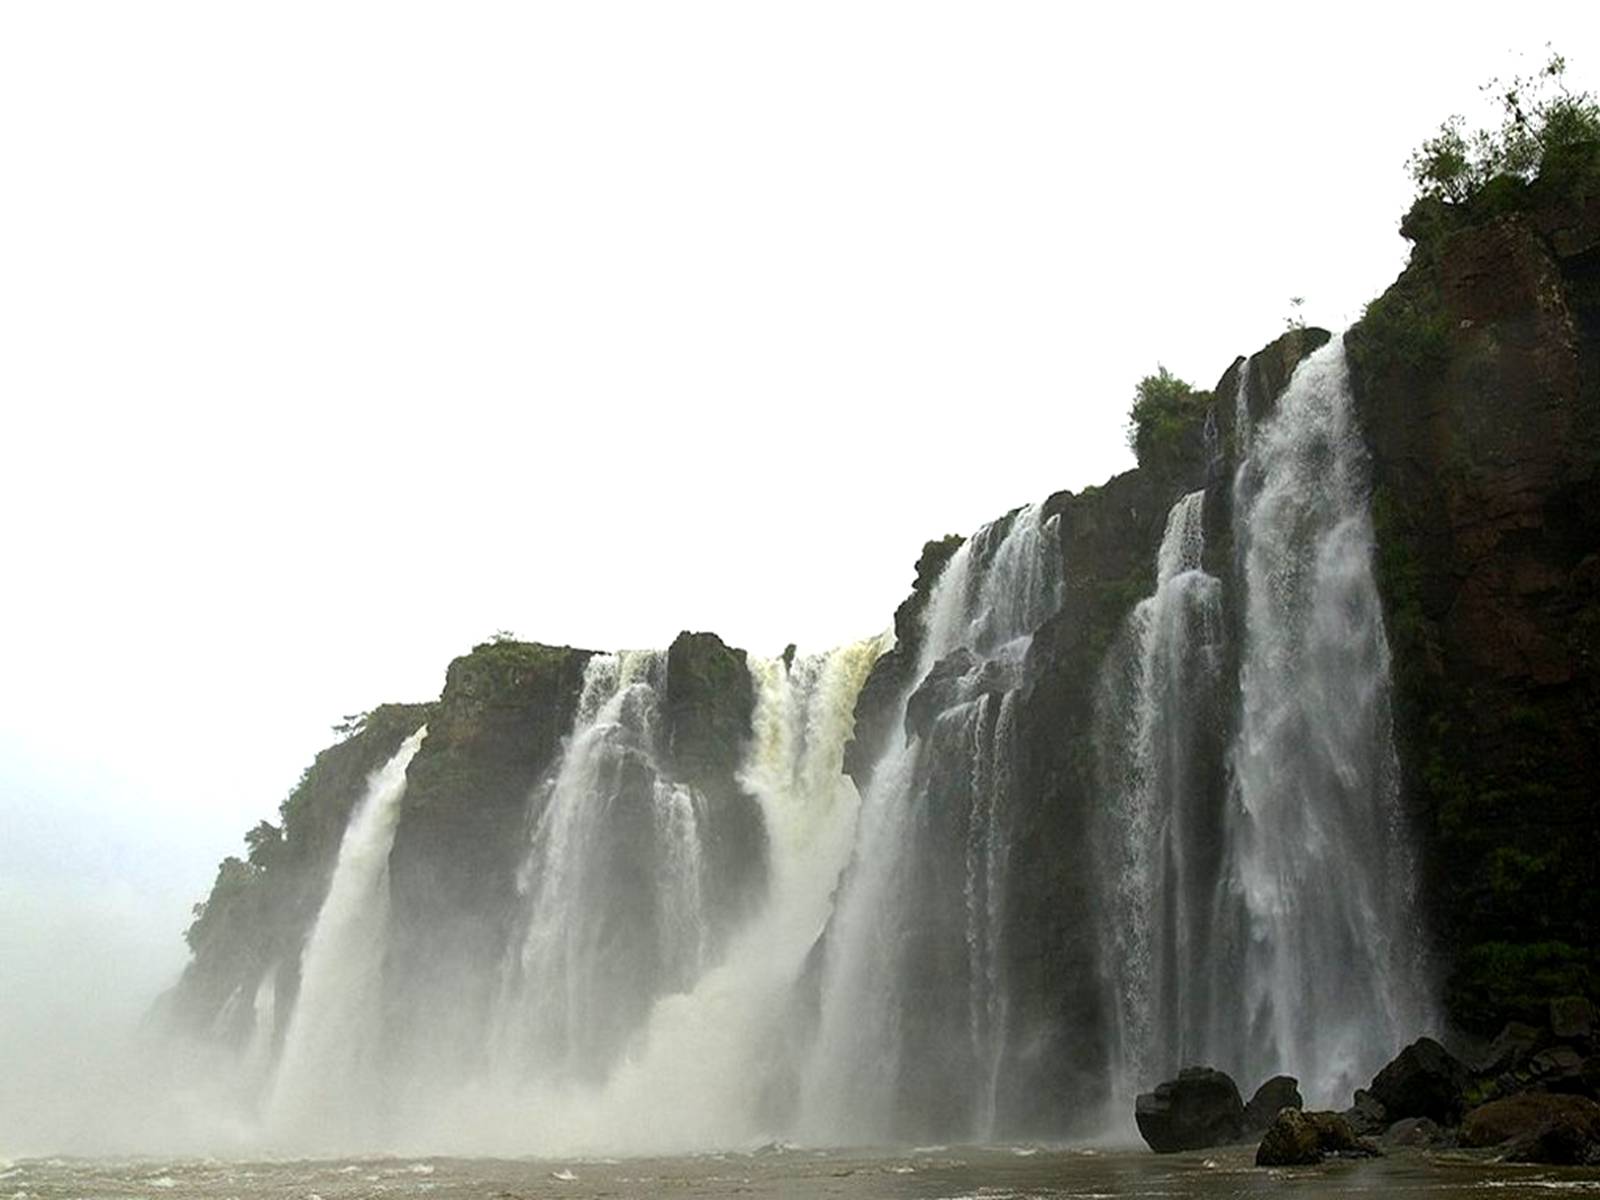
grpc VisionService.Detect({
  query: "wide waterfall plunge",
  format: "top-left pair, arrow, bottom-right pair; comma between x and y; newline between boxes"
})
178,336 -> 1433,1155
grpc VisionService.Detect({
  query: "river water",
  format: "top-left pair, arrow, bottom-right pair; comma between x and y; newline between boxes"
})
6,1147 -> 1597,1200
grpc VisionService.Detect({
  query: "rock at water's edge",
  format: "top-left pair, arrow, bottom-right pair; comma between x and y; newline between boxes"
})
1255,1109 -> 1379,1166
1462,1092 -> 1600,1164
1343,1087 -> 1389,1136
1135,1067 -> 1245,1153
1256,1108 -> 1322,1166
1243,1075 -> 1302,1132
1368,1036 -> 1469,1124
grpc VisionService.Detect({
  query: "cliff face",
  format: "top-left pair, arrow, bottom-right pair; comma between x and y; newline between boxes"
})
1348,182 -> 1600,1032
172,633 -> 764,1066
170,702 -> 435,1040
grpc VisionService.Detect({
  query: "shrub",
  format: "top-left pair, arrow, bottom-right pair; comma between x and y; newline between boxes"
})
1409,52 -> 1600,204
1126,366 -> 1209,468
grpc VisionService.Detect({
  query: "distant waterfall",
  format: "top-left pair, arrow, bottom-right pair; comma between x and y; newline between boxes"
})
492,651 -> 710,1085
266,725 -> 427,1148
1097,491 -> 1224,1105
1226,337 -> 1427,1105
801,502 -> 1063,1144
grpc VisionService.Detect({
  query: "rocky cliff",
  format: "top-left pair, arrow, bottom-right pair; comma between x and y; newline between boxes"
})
1348,172 -> 1600,1033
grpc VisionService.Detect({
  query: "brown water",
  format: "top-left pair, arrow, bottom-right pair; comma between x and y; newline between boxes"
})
5,1146 -> 1598,1200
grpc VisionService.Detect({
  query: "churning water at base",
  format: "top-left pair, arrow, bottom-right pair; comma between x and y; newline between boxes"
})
267,725 -> 428,1149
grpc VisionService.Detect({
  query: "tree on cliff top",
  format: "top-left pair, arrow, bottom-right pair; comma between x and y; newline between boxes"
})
1409,52 -> 1600,204
1127,366 -> 1208,468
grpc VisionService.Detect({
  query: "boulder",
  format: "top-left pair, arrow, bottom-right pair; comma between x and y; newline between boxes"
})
1342,1088 -> 1389,1136
1243,1075 -> 1303,1132
1255,1108 -> 1322,1166
1368,1037 -> 1469,1123
1135,1067 -> 1245,1153
1382,1117 -> 1454,1148
1475,1021 -> 1543,1075
1255,1109 -> 1379,1166
1529,1046 -> 1591,1097
1302,1111 -> 1377,1157
1462,1093 -> 1600,1166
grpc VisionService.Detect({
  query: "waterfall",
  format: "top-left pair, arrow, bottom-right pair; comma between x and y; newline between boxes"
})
544,636 -> 892,1153
800,502 -> 1063,1144
1226,336 -> 1428,1105
1097,339 -> 1429,1114
492,651 -> 711,1086
266,725 -> 428,1148
175,334 -> 1440,1156
1097,491 -> 1226,1107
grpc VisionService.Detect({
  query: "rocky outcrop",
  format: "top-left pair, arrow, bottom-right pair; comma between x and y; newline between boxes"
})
844,534 -> 963,787
166,702 -> 434,1040
1343,1088 -> 1390,1136
1367,1036 -> 1470,1124
1348,174 -> 1600,1034
664,631 -> 755,785
1462,1092 -> 1600,1165
1244,1075 -> 1303,1133
1135,1067 -> 1245,1152
1255,1109 -> 1378,1166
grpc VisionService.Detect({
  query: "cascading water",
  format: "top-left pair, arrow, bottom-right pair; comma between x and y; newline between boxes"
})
1096,490 -> 1225,1107
800,502 -> 1063,1145
1225,336 -> 1429,1105
175,337 -> 1439,1157
1098,338 -> 1429,1117
552,637 -> 892,1153
266,725 -> 428,1149
492,651 -> 711,1086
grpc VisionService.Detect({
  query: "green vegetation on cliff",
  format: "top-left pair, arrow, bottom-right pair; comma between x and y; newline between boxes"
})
1126,367 -> 1211,474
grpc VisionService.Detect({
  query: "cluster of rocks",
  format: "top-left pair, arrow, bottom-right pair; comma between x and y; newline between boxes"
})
1134,997 -> 1599,1167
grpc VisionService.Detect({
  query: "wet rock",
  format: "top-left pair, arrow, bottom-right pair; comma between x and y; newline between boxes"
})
1368,1037 -> 1469,1124
1135,1067 -> 1245,1153
1255,1109 -> 1379,1166
1382,1117 -> 1454,1148
1462,1093 -> 1600,1165
1530,1045 -> 1591,1096
1343,1087 -> 1389,1136
1243,1075 -> 1303,1132
904,648 -> 979,740
664,631 -> 755,782
1475,1021 -> 1543,1075
1255,1108 -> 1322,1166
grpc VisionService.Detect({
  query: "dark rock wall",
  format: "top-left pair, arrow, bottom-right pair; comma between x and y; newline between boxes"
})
1348,186 -> 1600,1032
384,640 -> 594,1077
168,702 -> 435,1042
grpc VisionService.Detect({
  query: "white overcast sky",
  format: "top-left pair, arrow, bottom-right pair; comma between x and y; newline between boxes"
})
2,2 -> 1597,1075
